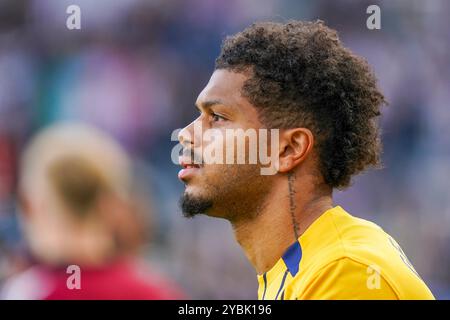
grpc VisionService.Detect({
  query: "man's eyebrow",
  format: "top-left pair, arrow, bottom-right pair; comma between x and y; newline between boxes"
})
195,99 -> 227,111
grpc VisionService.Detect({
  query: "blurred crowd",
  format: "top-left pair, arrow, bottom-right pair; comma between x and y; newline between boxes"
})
0,0 -> 449,299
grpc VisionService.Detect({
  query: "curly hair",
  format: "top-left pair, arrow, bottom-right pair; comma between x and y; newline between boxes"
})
215,20 -> 387,189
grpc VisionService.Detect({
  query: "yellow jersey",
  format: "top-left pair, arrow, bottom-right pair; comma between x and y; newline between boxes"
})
257,206 -> 434,300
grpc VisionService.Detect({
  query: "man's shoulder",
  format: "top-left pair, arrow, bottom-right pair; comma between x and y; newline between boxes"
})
292,207 -> 434,299
300,206 -> 394,268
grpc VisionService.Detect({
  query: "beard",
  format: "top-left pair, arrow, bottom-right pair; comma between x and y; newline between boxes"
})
179,191 -> 213,218
178,163 -> 272,222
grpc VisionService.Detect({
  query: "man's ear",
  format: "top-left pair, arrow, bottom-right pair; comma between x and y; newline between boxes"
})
278,128 -> 314,173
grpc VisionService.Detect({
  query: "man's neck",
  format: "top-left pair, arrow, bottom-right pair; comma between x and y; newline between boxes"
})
232,174 -> 333,275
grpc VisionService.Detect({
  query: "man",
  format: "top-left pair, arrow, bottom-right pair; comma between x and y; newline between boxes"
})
2,123 -> 183,299
177,20 -> 434,299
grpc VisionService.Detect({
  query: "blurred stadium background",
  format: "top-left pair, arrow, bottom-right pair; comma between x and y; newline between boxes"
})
0,0 -> 449,299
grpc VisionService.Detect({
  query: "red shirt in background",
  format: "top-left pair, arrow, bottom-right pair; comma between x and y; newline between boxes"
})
1,258 -> 185,300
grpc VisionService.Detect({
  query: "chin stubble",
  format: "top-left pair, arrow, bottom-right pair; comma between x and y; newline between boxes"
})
179,192 -> 213,218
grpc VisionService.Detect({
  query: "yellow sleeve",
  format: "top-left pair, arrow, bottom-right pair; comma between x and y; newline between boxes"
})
297,258 -> 399,300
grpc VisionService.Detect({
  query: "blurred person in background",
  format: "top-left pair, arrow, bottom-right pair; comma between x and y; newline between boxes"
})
0,122 -> 184,299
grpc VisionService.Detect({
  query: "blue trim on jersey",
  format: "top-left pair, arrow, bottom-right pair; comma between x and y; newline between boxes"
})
262,273 -> 268,300
282,240 -> 302,277
275,270 -> 289,300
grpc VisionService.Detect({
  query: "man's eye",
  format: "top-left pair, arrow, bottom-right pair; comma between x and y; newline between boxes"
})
212,113 -> 226,122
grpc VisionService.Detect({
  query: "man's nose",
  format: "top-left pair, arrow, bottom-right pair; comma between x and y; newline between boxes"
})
178,121 -> 195,147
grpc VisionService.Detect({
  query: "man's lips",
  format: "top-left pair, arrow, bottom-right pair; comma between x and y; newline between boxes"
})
178,159 -> 202,180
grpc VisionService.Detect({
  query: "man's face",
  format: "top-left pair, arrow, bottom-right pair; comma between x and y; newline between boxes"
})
178,69 -> 274,221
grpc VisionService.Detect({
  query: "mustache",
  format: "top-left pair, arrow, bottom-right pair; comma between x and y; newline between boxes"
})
181,147 -> 204,165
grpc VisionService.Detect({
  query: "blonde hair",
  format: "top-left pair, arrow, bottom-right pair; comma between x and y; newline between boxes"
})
20,122 -> 131,217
